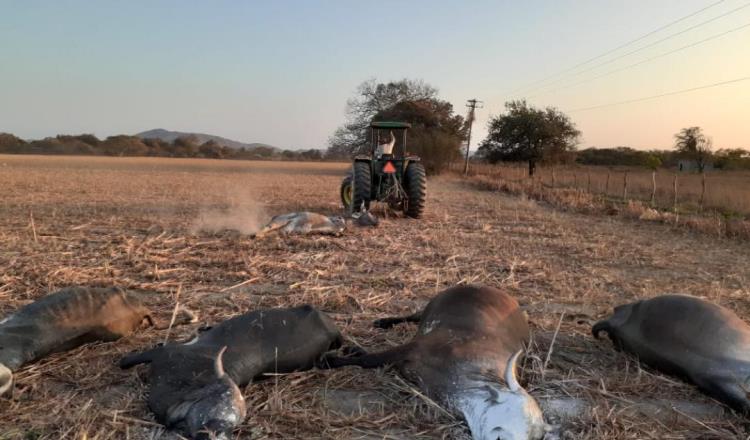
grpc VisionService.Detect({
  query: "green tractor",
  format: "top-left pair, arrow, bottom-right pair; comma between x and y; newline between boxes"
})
340,121 -> 426,218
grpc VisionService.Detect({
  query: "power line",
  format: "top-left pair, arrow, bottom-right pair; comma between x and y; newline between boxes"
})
528,21 -> 750,98
505,0 -> 726,96
516,1 -> 750,98
566,75 -> 750,112
464,99 -> 483,175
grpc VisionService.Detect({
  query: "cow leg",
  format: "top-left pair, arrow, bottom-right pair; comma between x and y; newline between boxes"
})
694,377 -> 750,415
373,312 -> 422,329
119,347 -> 160,369
251,220 -> 291,239
150,306 -> 199,330
317,343 -> 414,369
341,345 -> 367,357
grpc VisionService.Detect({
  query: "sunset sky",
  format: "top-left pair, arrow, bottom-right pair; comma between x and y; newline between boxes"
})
1,0 -> 748,151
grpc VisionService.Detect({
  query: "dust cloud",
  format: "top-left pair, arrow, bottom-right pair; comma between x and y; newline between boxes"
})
190,189 -> 268,235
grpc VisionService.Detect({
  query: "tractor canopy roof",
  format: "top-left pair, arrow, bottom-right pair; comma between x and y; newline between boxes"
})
370,121 -> 411,129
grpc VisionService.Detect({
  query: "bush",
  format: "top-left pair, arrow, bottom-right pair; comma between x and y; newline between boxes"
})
0,133 -> 27,153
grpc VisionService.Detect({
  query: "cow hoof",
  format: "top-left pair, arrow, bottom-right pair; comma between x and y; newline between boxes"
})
0,363 -> 12,396
178,306 -> 199,324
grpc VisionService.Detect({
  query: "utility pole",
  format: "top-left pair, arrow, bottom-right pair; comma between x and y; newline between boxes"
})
464,98 -> 483,175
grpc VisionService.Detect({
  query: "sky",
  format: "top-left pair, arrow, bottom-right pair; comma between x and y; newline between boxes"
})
1,0 -> 748,151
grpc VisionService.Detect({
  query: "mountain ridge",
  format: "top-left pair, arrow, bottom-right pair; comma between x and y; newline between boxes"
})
136,128 -> 278,150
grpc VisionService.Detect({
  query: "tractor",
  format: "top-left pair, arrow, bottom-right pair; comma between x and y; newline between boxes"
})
340,121 -> 426,218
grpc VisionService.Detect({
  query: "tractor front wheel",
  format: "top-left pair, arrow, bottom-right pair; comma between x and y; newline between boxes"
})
403,162 -> 426,218
351,161 -> 372,214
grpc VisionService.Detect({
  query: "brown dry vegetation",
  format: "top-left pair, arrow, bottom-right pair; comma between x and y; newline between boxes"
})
1,155 -> 750,439
468,163 -> 750,218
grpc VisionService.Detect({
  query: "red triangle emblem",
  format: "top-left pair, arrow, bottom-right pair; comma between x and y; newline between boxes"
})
383,161 -> 396,173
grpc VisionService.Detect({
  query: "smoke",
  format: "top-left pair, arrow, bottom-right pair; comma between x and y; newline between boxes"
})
190,189 -> 268,235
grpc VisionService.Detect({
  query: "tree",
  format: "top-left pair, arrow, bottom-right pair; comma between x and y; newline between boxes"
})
0,133 -> 27,153
142,137 -> 171,156
714,148 -> 750,170
101,135 -> 148,156
281,149 -> 298,160
55,135 -> 97,155
299,149 -> 323,161
327,78 -> 438,157
199,140 -> 224,159
644,154 -> 662,170
172,136 -> 199,157
373,99 -> 465,173
674,127 -> 712,172
477,100 -> 580,176
251,146 -> 276,158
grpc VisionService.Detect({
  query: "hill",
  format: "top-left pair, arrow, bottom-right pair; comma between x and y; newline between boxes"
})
136,128 -> 277,151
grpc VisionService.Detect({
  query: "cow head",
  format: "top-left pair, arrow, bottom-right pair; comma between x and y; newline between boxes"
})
455,351 -> 548,440
166,347 -> 246,440
329,216 -> 347,233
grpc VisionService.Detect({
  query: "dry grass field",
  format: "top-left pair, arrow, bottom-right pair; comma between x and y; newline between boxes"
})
1,155 -> 750,439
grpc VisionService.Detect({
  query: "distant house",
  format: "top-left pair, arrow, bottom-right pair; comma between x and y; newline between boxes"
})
677,159 -> 714,172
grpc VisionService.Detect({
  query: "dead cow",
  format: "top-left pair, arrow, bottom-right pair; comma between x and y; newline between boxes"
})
251,212 -> 346,238
320,285 -> 548,440
593,294 -> 750,414
120,305 -> 343,439
0,286 -> 194,396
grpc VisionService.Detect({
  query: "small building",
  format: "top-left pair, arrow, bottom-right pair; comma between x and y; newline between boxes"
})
677,159 -> 713,172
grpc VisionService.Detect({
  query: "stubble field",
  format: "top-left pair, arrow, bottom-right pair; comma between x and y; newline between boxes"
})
1,155 -> 749,439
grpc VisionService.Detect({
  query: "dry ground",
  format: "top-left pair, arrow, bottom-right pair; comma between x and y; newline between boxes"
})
1,155 -> 750,439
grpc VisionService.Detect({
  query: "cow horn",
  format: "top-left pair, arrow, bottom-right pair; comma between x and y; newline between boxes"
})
504,350 -> 523,393
214,346 -> 228,377
0,363 -> 12,396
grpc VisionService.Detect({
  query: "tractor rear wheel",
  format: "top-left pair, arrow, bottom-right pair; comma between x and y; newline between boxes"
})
351,162 -> 371,214
403,162 -> 426,218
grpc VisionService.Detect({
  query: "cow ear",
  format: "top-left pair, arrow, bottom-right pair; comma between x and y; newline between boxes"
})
504,350 -> 522,393
214,346 -> 228,377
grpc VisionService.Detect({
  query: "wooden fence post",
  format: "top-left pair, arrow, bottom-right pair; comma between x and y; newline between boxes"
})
605,170 -> 611,195
622,172 -> 628,201
650,171 -> 656,206
573,173 -> 578,190
587,173 -> 591,193
699,172 -> 706,212
672,174 -> 678,212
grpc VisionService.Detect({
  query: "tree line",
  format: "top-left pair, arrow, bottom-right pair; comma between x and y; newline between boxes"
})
0,132 -> 328,161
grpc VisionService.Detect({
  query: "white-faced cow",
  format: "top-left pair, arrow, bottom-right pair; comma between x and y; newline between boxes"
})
251,212 -> 346,238
120,305 -> 343,440
0,286 -> 195,396
320,285 -> 548,440
593,294 -> 750,414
